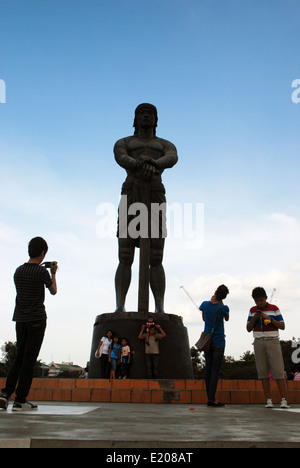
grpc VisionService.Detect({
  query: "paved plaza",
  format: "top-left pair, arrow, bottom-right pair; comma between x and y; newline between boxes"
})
0,402 -> 300,448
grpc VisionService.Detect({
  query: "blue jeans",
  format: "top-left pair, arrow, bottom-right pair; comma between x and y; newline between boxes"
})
110,358 -> 118,371
204,346 -> 224,403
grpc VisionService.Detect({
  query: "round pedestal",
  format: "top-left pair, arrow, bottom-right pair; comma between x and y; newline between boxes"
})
89,312 -> 193,379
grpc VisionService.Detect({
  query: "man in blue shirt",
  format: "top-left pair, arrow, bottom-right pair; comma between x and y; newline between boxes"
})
200,285 -> 230,407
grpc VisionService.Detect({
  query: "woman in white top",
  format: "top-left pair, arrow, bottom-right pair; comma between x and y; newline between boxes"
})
95,330 -> 113,378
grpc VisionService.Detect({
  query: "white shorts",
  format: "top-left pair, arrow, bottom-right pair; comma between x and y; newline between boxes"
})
254,338 -> 285,380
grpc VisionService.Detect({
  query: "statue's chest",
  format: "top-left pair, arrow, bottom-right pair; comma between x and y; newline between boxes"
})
127,139 -> 164,160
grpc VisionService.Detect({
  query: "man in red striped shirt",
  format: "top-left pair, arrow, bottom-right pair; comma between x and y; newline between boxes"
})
247,287 -> 290,409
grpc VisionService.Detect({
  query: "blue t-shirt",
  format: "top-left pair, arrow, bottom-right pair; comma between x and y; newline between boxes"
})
200,301 -> 230,348
110,343 -> 121,360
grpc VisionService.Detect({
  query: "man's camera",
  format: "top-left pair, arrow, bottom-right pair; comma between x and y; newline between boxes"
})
42,262 -> 57,269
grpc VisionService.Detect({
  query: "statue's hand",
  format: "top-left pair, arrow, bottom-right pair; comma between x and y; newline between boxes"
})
139,154 -> 151,162
139,154 -> 159,168
141,163 -> 156,181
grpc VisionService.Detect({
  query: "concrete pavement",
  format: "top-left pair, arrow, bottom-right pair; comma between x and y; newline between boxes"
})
0,402 -> 300,448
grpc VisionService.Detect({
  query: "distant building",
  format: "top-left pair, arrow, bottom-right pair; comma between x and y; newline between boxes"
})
40,363 -> 50,377
47,361 -> 84,378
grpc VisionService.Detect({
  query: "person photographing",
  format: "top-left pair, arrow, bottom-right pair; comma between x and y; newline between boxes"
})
200,285 -> 230,407
0,237 -> 58,412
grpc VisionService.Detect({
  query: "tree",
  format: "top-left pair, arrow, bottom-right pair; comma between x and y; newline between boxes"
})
191,346 -> 205,378
0,342 -> 17,377
0,341 -> 43,378
219,352 -> 257,380
190,340 -> 297,380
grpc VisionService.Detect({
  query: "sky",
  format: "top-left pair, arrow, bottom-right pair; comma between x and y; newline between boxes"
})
0,0 -> 300,367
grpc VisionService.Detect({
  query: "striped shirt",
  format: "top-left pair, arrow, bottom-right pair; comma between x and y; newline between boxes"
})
13,263 -> 53,322
247,303 -> 284,339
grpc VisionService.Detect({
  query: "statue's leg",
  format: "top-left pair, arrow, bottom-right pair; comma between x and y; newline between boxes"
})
115,238 -> 135,312
150,238 -> 165,313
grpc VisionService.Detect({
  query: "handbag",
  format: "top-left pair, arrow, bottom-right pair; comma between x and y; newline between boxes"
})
195,304 -> 221,353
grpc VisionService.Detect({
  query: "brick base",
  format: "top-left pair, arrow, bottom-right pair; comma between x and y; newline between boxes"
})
1,378 -> 299,404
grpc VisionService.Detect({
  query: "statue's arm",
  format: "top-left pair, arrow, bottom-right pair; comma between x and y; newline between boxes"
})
114,138 -> 139,170
155,140 -> 178,170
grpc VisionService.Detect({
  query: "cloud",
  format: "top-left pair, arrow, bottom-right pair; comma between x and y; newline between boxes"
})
0,222 -> 23,244
165,211 -> 300,276
166,263 -> 300,359
163,211 -> 300,358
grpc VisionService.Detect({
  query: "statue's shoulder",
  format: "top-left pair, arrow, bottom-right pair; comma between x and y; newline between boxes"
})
114,136 -> 134,150
156,136 -> 177,151
115,136 -> 133,145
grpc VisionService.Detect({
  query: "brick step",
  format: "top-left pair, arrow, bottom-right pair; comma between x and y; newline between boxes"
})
1,378 -> 299,404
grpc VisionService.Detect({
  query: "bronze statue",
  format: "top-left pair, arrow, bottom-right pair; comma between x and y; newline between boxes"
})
114,104 -> 178,313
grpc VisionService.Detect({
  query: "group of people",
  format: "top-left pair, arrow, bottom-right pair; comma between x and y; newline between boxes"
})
95,283 -> 290,411
95,332 -> 131,380
200,284 -> 290,409
0,236 -> 293,412
95,317 -> 166,380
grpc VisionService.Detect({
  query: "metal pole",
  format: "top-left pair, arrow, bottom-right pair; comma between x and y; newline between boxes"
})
180,286 -> 199,311
138,182 -> 151,314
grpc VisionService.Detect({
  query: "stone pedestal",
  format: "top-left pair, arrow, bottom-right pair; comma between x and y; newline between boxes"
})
89,312 -> 193,379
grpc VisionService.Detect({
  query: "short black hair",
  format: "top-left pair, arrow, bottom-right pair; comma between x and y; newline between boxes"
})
28,237 -> 48,259
252,287 -> 267,300
215,284 -> 229,301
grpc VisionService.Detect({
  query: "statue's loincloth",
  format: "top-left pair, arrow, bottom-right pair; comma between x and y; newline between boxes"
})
117,179 -> 167,247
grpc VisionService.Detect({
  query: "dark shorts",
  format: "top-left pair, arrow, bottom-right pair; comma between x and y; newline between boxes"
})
117,181 -> 167,246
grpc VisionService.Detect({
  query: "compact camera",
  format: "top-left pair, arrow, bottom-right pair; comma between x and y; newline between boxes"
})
42,261 -> 57,269
257,310 -> 271,326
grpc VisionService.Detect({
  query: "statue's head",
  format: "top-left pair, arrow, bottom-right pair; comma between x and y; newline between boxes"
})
133,103 -> 158,136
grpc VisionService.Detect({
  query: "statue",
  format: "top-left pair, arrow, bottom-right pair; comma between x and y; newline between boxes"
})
89,105 -> 193,379
114,103 -> 178,314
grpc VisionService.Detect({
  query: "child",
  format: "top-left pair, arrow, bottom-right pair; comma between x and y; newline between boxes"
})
144,316 -> 158,345
246,287 -> 290,409
108,335 -> 121,380
120,338 -> 131,379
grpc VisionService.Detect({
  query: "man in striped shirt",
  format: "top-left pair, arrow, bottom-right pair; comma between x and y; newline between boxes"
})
247,287 -> 289,409
0,237 -> 58,412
